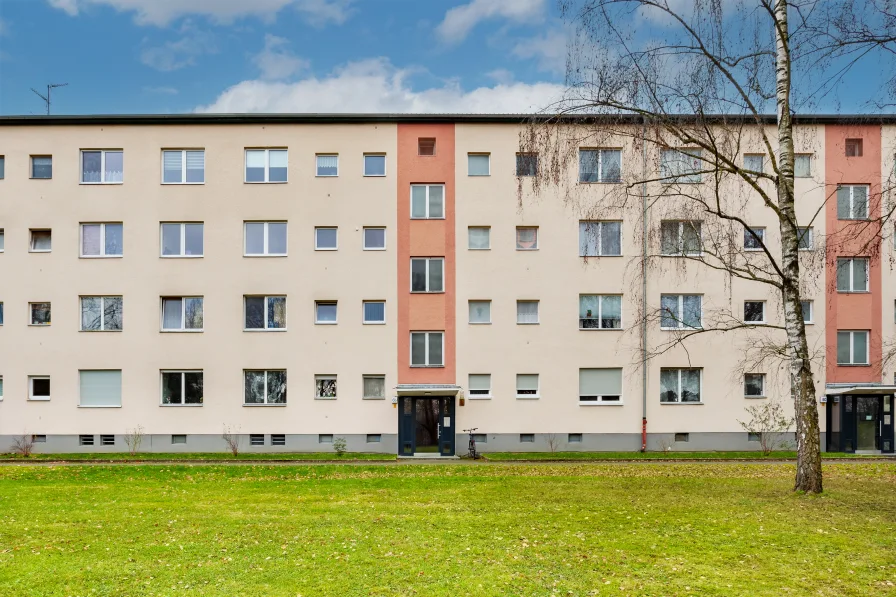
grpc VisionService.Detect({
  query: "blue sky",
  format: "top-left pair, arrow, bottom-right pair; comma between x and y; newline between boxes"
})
0,0 -> 890,115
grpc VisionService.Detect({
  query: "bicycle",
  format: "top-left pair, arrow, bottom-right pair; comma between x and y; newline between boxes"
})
463,428 -> 480,460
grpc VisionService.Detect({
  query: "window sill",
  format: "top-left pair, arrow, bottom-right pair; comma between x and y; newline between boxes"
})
744,248 -> 763,252
242,403 -> 287,407
28,324 -> 51,327
362,396 -> 386,400
411,291 -> 446,295
77,405 -> 122,408
79,329 -> 122,333
578,327 -> 624,331
363,174 -> 387,178
577,181 -> 621,185
469,322 -> 492,325
579,254 -> 623,258
244,181 -> 288,184
80,182 -> 124,185
516,248 -> 539,251
81,255 -> 124,259
315,175 -> 339,178
243,328 -> 288,332
28,397 -> 51,402
363,247 -> 387,251
837,291 -> 871,294
315,248 -> 338,251
410,217 -> 447,221
160,329 -> 204,333
660,253 -> 703,258
744,396 -> 767,399
745,321 -> 768,325
363,321 -> 386,325
315,321 -> 338,325
410,365 -> 445,368
315,396 -> 337,400
160,404 -> 204,407
516,395 -> 540,400
579,402 -> 624,406
161,182 -> 205,186
467,395 -> 492,400
660,327 -> 702,331
29,250 -> 52,254
243,254 -> 288,258
837,363 -> 871,367
517,323 -> 540,325
660,401 -> 704,405
161,255 -> 204,259
468,247 -> 491,251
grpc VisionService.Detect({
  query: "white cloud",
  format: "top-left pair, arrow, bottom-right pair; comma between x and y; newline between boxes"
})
196,57 -> 566,113
46,0 -> 353,27
253,34 -> 309,80
140,22 -> 216,71
486,68 -> 515,85
513,27 -> 568,74
436,0 -> 545,43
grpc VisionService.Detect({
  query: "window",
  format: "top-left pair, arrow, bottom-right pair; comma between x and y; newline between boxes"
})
837,185 -> 869,220
363,228 -> 386,250
364,154 -> 386,176
468,227 -> 490,250
0,156 -> 4,178
79,370 -> 122,407
845,138 -> 863,157
418,138 -> 436,156
411,258 -> 444,292
744,373 -> 765,397
366,434 -> 382,443
579,295 -> 622,329
171,435 -> 187,444
250,434 -> 265,446
469,300 -> 491,324
363,375 -> 386,399
315,375 -> 337,399
161,297 -> 203,331
836,258 -> 869,292
161,223 -> 203,257
272,434 -> 286,446
244,370 -> 287,404
748,432 -> 761,442
30,302 -> 51,325
801,300 -> 814,324
473,433 -> 487,444
744,227 -> 765,251
0,303 -> 3,325
29,376 -> 50,401
0,229 -> 4,251
161,371 -> 203,405
244,296 -> 287,330
837,330 -> 869,365
660,149 -> 702,183
797,227 -> 813,250
579,149 -> 621,182
744,301 -> 766,324
468,153 -> 490,176
517,301 -> 539,324
162,150 -> 204,184
516,374 -> 539,398
31,155 -> 52,179
319,434 -> 333,444
315,301 -> 337,324
660,369 -> 702,403
579,368 -> 622,403
81,150 -> 123,183
410,331 -> 444,367
32,435 -> 46,443
315,227 -> 338,250
81,223 -> 123,257
660,295 -> 702,329
102,435 -> 116,446
80,435 -> 94,446
316,154 -> 338,177
516,153 -> 538,176
743,153 -> 764,175
363,301 -> 385,324
410,185 -> 444,219
660,221 -> 701,255
674,433 -> 690,442
520,433 -> 535,443
244,222 -> 287,256
794,154 -> 812,178
0,377 -> 4,398
569,433 -> 583,443
468,374 -> 491,398
30,229 -> 51,252
245,149 -> 287,183
80,296 -> 123,331
516,227 -> 538,250
579,221 -> 621,256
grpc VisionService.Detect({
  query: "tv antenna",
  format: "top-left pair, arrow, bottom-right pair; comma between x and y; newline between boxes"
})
31,83 -> 69,115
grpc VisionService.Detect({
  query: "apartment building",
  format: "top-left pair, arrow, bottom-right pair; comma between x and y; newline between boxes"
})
0,113 -> 893,455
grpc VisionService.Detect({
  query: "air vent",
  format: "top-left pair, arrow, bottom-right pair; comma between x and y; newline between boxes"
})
271,434 -> 286,446
100,435 -> 115,446
249,434 -> 265,446
79,435 -> 94,446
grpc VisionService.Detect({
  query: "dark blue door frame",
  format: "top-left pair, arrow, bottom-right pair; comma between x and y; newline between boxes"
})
398,395 -> 456,456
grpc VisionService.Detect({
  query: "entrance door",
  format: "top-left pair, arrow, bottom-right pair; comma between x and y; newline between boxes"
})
415,398 -> 440,453
856,396 -> 881,452
397,396 -> 455,456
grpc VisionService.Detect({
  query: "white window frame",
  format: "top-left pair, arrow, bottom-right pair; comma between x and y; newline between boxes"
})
30,155 -> 52,179
362,375 -> 386,399
516,300 -> 539,324
410,331 -> 444,367
660,221 -> 702,256
363,153 -> 387,177
315,374 -> 337,400
243,370 -> 287,405
516,374 -> 540,399
578,368 -> 624,404
244,148 -> 288,184
468,300 -> 491,324
660,368 -> 703,403
794,154 -> 812,178
315,227 -> 338,251
362,301 -> 386,324
29,302 -> 51,326
468,374 -> 492,399
160,370 -> 204,406
160,296 -> 203,332
468,226 -> 491,250
315,301 -> 338,325
660,148 -> 702,183
161,149 -> 205,185
797,227 -> 813,250
243,295 -> 287,331
0,375 -> 3,399
744,300 -> 767,324
315,154 -> 339,177
468,153 -> 491,176
516,227 -> 539,250
838,184 -> 870,220
363,227 -> 386,250
410,258 -> 445,293
744,227 -> 765,251
579,221 -> 622,257
837,330 -> 870,365
0,228 -> 4,252
80,222 -> 123,258
410,184 -> 445,220
29,229 -> 51,253
836,257 -> 869,292
744,373 -> 766,398
80,296 -> 123,332
801,300 -> 814,324
579,295 -> 623,330
80,149 -> 123,184
28,375 -> 51,401
743,153 -> 764,175
160,222 -> 203,258
244,221 -> 288,257
660,294 -> 703,330
578,148 -> 622,183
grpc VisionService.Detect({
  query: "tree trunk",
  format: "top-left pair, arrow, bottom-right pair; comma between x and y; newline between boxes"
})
774,0 -> 823,493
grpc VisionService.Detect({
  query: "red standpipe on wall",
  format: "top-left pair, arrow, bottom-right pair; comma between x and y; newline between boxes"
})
641,418 -> 647,452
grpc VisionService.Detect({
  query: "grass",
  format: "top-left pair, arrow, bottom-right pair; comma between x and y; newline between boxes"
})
483,450 -> 883,461
0,463 -> 894,596
0,452 -> 395,462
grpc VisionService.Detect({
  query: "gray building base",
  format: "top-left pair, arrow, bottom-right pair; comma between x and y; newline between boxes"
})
458,432 -> 803,453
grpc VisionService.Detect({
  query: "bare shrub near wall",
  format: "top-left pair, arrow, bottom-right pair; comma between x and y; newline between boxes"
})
10,434 -> 35,457
333,437 -> 347,457
738,398 -> 796,456
222,425 -> 241,457
124,425 -> 144,456
658,438 -> 674,455
545,433 -> 562,454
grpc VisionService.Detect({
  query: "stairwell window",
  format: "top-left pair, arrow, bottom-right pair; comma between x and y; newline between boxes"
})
516,227 -> 538,250
81,150 -> 123,183
845,138 -> 863,157
410,185 -> 444,219
743,154 -> 764,175
162,150 -> 205,184
660,295 -> 702,329
245,149 -> 287,183
469,300 -> 491,324
797,227 -> 813,250
660,221 -> 701,255
579,221 -> 621,256
418,138 -> 436,156
579,295 -> 622,329
363,375 -> 386,399
660,149 -> 702,183
579,368 -> 622,404
81,223 -> 123,257
410,332 -> 444,367
660,368 -> 702,403
468,153 -> 490,176
836,258 -> 869,292
837,330 -> 869,365
837,185 -> 869,220
579,149 -> 621,182
468,227 -> 490,250
411,258 -> 444,292
794,154 -> 812,177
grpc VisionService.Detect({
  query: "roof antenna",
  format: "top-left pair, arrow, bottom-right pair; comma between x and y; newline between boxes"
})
31,83 -> 69,115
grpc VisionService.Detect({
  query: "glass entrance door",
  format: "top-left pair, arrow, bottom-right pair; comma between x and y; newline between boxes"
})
397,395 -> 456,456
414,398 -> 440,453
856,396 -> 880,451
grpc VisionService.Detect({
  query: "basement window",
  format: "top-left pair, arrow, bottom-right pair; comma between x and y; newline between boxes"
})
100,435 -> 115,446
319,434 -> 333,444
366,434 -> 382,443
250,434 -> 265,446
171,435 -> 187,445
520,433 -> 535,443
272,434 -> 286,446
79,435 -> 94,446
674,433 -> 690,443
32,435 -> 46,443
568,433 -> 583,443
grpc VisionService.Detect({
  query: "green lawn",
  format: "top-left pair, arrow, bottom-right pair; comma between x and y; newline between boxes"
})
0,451 -> 395,462
0,463 -> 893,596
483,450 -> 882,461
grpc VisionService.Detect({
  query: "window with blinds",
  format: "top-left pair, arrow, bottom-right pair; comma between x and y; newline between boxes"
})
579,368 -> 622,403
162,150 -> 205,184
79,370 -> 122,407
516,374 -> 539,398
468,374 -> 491,397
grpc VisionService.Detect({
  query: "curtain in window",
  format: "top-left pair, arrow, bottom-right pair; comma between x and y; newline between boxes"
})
267,371 -> 287,403
185,151 -> 204,183
469,301 -> 490,323
268,150 -> 288,182
82,151 -> 102,182
32,157 -> 52,179
579,222 -> 600,256
853,332 -> 868,364
836,259 -> 850,291
162,298 -> 182,329
744,154 -> 764,173
429,260 -> 444,292
660,295 -> 679,328
468,154 -> 489,176
163,151 -> 183,183
245,151 -> 266,182
601,221 -> 621,255
82,224 -> 101,255
104,297 -> 123,330
316,377 -> 337,398
516,228 -> 537,249
579,150 -> 600,182
602,150 -> 622,182
317,155 -> 338,176
579,295 -> 600,328
682,295 -> 702,328
244,371 -> 265,403
660,369 -> 678,402
744,374 -> 764,396
81,297 -> 102,330
681,222 -> 701,254
680,369 -> 701,401
363,376 -> 385,398
601,295 -> 622,328
468,227 -> 489,249
104,223 -> 123,255
517,301 -> 538,323
794,155 -> 811,177
427,333 -> 443,365
853,259 -> 868,291
836,186 -> 851,218
31,303 -> 51,324
428,186 -> 444,218
268,297 -> 287,328
104,151 -> 123,182
79,370 -> 122,407
245,223 -> 265,254
852,186 -> 868,218
660,222 -> 679,254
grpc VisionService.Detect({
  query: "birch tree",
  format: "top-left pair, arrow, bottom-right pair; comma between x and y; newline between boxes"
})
521,0 -> 896,493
